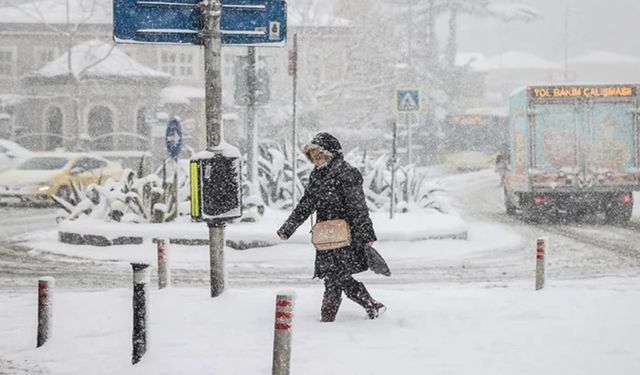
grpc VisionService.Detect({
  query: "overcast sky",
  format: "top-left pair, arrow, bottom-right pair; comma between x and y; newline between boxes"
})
455,0 -> 640,61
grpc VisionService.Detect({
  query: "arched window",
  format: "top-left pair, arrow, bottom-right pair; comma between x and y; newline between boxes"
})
45,107 -> 63,151
88,106 -> 113,151
136,108 -> 151,149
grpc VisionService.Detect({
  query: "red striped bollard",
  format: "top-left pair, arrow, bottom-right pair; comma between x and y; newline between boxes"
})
535,237 -> 547,290
156,238 -> 170,289
272,292 -> 295,375
37,277 -> 54,347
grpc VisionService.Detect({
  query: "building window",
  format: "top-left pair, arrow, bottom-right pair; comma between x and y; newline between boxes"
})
34,47 -> 58,69
0,47 -> 16,76
159,51 -> 194,77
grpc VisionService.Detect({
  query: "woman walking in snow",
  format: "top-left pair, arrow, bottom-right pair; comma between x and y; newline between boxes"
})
277,132 -> 386,322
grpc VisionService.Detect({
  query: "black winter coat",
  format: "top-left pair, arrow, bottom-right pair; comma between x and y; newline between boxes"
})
278,156 -> 377,279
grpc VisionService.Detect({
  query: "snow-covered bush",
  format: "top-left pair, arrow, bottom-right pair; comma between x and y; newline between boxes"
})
253,143 -> 449,214
56,160 -> 268,224
254,142 -> 311,210
55,142 -> 448,224
345,150 -> 450,214
54,167 -> 188,223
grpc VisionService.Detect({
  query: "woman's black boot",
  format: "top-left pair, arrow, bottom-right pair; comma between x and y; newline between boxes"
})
344,281 -> 386,319
320,293 -> 342,322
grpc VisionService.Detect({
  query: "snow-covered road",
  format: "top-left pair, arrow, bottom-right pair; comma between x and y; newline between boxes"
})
1,169 -> 638,292
440,169 -> 640,280
0,208 -> 131,291
2,169 -> 640,375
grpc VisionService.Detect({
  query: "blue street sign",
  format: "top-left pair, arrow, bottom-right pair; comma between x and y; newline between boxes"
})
166,118 -> 183,159
114,0 -> 202,45
395,89 -> 421,113
113,0 -> 287,46
220,0 -> 287,46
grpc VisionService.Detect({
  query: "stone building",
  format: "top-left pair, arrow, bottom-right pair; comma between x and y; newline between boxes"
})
18,40 -> 169,152
0,0 -> 354,164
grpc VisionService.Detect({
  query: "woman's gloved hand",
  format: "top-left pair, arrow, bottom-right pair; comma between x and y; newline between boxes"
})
277,229 -> 289,240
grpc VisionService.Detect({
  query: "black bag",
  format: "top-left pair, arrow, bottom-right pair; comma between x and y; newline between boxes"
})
366,246 -> 391,277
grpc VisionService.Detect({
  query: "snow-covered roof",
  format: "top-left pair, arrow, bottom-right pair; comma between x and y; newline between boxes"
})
568,50 -> 640,65
455,52 -> 487,70
34,40 -> 169,79
161,85 -> 205,104
0,0 -> 111,25
472,51 -> 560,71
487,3 -> 541,22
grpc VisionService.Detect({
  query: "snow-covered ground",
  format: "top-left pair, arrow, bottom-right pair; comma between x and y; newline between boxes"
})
2,169 -> 640,374
25,219 -> 519,279
1,278 -> 639,375
56,209 -> 468,245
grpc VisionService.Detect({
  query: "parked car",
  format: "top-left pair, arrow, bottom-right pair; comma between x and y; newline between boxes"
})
0,139 -> 33,173
0,153 -> 122,205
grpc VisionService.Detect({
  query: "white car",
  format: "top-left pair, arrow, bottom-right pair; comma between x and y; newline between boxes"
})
0,139 -> 33,173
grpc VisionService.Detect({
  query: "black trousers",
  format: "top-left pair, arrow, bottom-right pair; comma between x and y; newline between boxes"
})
323,274 -> 372,308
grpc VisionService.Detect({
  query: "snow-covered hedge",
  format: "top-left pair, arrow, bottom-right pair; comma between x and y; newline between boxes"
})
56,162 -> 266,224
57,144 -> 448,224
54,168 -> 187,224
256,145 -> 450,213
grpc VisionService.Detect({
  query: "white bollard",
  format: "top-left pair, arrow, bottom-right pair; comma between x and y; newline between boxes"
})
156,238 -> 170,289
37,277 -> 55,347
535,237 -> 547,290
272,292 -> 295,375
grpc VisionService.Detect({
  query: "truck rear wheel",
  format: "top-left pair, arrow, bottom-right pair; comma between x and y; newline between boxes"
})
504,187 -> 517,215
520,195 -> 540,224
605,199 -> 632,225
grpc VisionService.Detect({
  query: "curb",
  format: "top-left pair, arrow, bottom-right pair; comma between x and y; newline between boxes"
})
58,230 -> 468,248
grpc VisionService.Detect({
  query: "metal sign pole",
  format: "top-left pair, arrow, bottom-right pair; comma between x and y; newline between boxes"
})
406,113 -> 412,165
291,33 -> 298,206
203,0 -> 226,297
247,46 -> 258,194
390,120 -> 397,219
173,157 -> 179,218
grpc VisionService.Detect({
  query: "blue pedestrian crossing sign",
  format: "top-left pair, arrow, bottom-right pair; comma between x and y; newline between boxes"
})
395,89 -> 421,113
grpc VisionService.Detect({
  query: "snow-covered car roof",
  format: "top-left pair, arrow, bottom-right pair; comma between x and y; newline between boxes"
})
17,152 -> 117,168
0,139 -> 34,157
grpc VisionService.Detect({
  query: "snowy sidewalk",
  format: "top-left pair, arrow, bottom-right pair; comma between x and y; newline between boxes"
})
56,209 -> 468,248
25,222 -> 519,274
1,278 -> 639,375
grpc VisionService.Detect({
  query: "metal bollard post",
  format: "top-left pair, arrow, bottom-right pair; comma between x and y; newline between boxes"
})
535,237 -> 547,290
131,263 -> 150,365
37,277 -> 54,348
272,292 -> 295,375
156,238 -> 170,289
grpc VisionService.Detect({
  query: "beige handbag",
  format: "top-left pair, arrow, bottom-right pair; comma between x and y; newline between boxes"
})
311,219 -> 352,251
